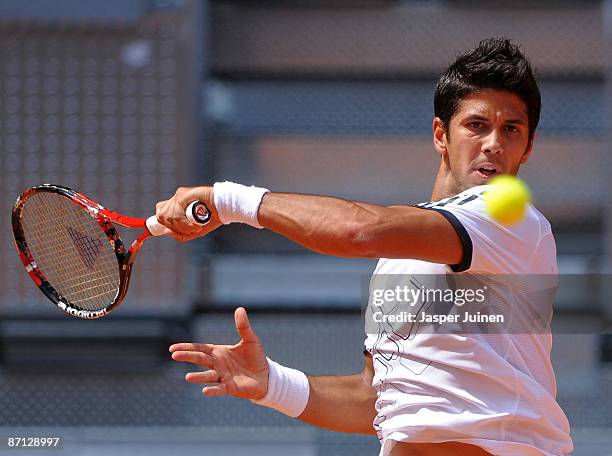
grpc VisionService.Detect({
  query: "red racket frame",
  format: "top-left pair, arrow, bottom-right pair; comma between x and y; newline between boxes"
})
12,184 -> 157,319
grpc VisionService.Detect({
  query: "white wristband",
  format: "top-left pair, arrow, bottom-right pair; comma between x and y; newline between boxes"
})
251,357 -> 310,418
213,181 -> 270,228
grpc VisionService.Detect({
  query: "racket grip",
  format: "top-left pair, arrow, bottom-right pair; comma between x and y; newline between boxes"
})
145,201 -> 211,237
186,201 -> 212,224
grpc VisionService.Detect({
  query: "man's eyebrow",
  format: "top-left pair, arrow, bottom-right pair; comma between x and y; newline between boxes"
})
462,114 -> 528,125
505,118 -> 528,125
463,114 -> 489,121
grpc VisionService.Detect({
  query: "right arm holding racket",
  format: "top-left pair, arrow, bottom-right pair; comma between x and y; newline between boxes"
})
155,182 -> 462,263
158,182 -> 463,433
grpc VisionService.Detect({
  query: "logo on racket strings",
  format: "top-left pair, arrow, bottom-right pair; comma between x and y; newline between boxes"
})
66,227 -> 103,269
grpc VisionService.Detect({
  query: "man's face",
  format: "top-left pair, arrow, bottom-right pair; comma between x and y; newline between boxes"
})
433,89 -> 533,191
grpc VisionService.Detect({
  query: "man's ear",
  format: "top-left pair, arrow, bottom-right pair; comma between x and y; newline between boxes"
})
520,132 -> 536,164
433,117 -> 448,156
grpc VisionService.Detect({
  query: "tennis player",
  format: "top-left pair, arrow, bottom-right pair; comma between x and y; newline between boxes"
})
159,38 -> 573,455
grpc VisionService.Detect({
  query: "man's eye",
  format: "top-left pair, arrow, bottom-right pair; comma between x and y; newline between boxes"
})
469,121 -> 482,129
506,125 -> 520,133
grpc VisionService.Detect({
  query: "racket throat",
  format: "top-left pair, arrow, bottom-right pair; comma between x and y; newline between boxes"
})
116,231 -> 151,300
127,232 -> 151,261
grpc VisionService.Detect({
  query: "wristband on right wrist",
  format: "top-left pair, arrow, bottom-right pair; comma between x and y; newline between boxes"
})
251,357 -> 310,418
213,181 -> 269,228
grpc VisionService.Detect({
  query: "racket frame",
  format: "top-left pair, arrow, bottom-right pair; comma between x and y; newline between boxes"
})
12,184 -> 155,319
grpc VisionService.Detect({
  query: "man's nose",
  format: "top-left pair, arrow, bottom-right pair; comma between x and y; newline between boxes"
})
481,129 -> 503,155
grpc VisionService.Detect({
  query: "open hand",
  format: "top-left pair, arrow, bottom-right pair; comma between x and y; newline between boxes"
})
170,307 -> 269,399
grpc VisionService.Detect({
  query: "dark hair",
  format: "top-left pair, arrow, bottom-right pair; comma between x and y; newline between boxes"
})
434,37 -> 540,143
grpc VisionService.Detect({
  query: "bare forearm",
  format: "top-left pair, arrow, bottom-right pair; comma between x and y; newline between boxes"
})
258,193 -> 379,257
258,192 -> 462,264
298,374 -> 377,435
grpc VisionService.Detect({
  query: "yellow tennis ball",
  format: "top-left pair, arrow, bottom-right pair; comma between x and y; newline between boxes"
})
484,175 -> 532,225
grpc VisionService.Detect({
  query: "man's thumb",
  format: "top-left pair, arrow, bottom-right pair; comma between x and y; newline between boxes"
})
234,307 -> 258,343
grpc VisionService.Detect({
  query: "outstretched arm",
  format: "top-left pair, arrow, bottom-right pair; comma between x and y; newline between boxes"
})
258,192 -> 461,263
154,185 -> 463,265
170,307 -> 377,435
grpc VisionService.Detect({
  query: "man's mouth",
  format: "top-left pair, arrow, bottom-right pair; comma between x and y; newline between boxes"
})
476,165 -> 497,179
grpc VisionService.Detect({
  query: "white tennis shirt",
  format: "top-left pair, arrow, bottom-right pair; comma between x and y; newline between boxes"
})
364,185 -> 573,456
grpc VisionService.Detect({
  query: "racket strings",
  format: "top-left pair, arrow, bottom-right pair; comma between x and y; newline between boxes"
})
21,193 -> 120,311
66,226 -> 104,269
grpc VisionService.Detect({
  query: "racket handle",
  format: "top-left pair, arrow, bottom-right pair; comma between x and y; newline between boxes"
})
185,201 -> 212,224
145,201 -> 211,237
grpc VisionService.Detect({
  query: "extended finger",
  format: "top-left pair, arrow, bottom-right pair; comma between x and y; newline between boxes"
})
234,307 -> 259,343
203,384 -> 227,397
186,370 -> 219,384
171,351 -> 213,368
169,343 -> 213,354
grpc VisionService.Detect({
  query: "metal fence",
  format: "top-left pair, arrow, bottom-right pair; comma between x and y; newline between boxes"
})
0,2 -> 201,317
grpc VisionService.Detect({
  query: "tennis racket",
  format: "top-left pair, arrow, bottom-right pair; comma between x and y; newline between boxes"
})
11,184 -> 211,319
